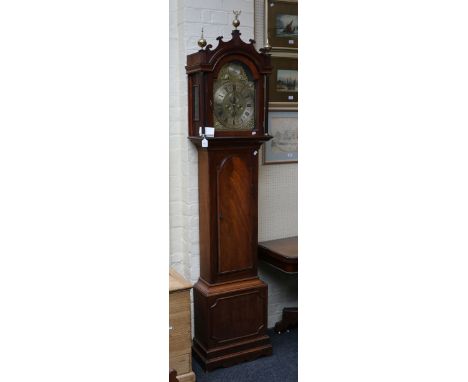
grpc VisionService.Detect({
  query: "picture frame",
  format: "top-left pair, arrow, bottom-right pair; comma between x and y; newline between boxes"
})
269,53 -> 298,109
265,0 -> 298,51
264,111 -> 298,164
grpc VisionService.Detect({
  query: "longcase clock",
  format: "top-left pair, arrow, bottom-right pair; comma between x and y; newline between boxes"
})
186,17 -> 273,371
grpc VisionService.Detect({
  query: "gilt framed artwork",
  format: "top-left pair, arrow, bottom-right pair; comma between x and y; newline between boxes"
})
264,111 -> 298,164
265,0 -> 298,51
269,54 -> 298,109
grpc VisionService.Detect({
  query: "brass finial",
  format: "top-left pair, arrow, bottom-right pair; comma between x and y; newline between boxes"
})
197,27 -> 207,49
264,35 -> 272,52
232,10 -> 241,29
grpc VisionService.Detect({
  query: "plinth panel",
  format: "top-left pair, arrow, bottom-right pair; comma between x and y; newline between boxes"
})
192,278 -> 272,371
210,290 -> 264,343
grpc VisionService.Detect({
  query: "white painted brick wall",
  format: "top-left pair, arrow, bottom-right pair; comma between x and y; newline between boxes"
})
169,0 -> 297,329
211,10 -> 229,25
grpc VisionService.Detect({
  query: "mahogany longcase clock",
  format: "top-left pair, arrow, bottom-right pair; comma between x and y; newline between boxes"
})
186,18 -> 273,371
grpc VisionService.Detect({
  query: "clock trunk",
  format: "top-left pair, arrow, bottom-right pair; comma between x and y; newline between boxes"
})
191,140 -> 271,371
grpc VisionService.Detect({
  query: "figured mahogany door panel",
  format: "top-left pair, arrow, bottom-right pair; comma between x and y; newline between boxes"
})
209,290 -> 265,344
217,155 -> 254,275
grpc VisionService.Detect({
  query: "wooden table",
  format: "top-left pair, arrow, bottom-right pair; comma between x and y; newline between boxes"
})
258,236 -> 298,333
258,236 -> 298,273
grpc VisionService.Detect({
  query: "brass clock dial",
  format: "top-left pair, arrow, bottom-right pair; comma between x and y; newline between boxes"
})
213,62 -> 255,131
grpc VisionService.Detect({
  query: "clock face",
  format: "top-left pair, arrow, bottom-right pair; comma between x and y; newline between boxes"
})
213,62 -> 255,131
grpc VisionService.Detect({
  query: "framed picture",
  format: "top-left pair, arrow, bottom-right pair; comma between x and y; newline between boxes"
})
265,0 -> 298,51
269,54 -> 298,109
264,111 -> 298,164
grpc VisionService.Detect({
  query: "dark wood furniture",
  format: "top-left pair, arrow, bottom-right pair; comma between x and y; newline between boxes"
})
169,369 -> 177,382
186,23 -> 273,371
258,236 -> 298,273
258,236 -> 298,333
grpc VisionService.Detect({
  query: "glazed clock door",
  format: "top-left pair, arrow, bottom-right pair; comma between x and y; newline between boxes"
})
216,151 -> 257,281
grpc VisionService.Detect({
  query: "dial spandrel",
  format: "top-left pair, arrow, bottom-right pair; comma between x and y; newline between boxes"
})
213,62 -> 255,131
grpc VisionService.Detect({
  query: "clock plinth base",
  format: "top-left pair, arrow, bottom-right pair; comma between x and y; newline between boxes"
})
192,277 -> 272,371
192,335 -> 272,371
